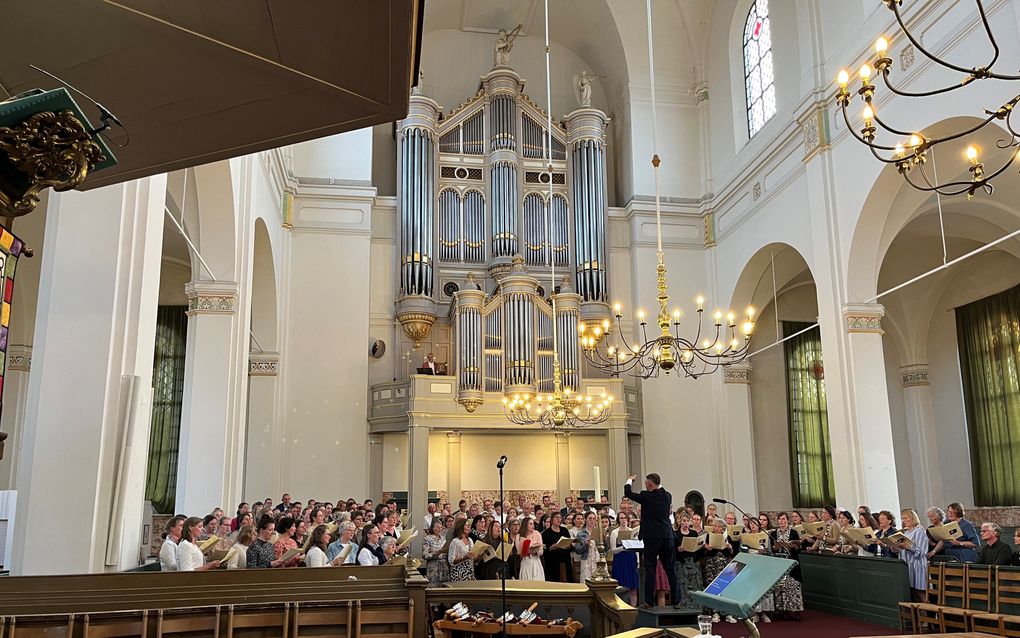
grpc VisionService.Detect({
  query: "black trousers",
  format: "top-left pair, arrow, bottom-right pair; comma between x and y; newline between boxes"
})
641,536 -> 678,606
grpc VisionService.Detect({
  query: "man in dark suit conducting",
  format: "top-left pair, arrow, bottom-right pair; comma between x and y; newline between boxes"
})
625,473 -> 679,609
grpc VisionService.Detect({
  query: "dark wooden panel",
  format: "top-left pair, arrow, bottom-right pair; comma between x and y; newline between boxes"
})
800,553 -> 911,627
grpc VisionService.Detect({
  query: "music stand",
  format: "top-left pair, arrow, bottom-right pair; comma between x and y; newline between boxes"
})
690,552 -> 796,638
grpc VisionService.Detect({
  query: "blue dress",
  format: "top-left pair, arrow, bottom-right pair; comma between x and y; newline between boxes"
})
611,531 -> 639,590
944,518 -> 980,563
899,526 -> 930,590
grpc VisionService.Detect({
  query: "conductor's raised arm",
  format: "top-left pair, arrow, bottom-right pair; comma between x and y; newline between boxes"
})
624,475 -> 645,504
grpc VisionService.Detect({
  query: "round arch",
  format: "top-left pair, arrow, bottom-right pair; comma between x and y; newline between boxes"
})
250,217 -> 278,352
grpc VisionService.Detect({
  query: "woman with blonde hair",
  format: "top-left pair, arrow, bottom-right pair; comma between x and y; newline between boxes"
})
890,509 -> 929,602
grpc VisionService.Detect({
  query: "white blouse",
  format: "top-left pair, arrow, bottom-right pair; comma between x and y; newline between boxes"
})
227,543 -> 248,569
160,538 -> 179,571
358,546 -> 380,566
306,546 -> 330,567
176,539 -> 205,571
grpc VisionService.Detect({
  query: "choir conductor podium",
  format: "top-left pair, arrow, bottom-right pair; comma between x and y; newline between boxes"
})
690,553 -> 796,638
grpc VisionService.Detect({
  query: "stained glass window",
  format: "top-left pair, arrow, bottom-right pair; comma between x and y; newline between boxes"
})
743,0 -> 776,138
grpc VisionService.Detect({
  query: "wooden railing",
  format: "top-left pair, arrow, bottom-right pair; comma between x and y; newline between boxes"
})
0,565 -> 423,638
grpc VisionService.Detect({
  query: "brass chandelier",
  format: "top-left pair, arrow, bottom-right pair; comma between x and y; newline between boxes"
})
837,0 -> 1020,199
503,0 -> 611,429
578,0 -> 755,380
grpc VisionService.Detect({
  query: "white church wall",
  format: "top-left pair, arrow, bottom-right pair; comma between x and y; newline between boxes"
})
279,183 -> 376,500
461,433 -> 557,492
292,129 -> 374,184
567,434 -> 609,495
368,197 -> 399,387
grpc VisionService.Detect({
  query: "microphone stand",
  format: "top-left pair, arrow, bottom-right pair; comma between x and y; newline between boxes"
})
498,458 -> 508,638
715,498 -> 753,523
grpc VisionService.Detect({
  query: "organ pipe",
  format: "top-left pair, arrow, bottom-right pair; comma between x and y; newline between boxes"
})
399,126 -> 435,296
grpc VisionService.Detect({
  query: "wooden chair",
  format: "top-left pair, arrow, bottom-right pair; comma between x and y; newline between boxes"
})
912,563 -> 945,633
291,601 -> 354,638
961,564 -> 993,630
156,607 -> 221,638
6,613 -> 76,638
972,568 -> 1020,636
82,611 -> 149,638
226,603 -> 290,638
931,563 -> 968,632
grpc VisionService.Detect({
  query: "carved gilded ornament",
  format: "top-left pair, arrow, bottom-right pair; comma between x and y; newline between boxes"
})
0,110 -> 106,217
723,367 -> 751,384
397,311 -> 437,348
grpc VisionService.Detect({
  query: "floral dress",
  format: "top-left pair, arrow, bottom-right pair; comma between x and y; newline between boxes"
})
770,527 -> 804,612
447,537 -> 476,582
676,529 -> 704,608
423,533 -> 449,585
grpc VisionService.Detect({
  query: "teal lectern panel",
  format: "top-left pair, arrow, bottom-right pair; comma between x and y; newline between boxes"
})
690,553 -> 796,620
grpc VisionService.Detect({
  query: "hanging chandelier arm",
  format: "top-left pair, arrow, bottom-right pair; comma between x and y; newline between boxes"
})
886,0 -> 992,77
870,104 -> 924,138
838,102 -> 901,151
878,68 -> 980,98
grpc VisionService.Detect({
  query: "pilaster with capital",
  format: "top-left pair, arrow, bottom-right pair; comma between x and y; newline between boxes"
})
899,364 -> 942,507
722,363 -> 757,513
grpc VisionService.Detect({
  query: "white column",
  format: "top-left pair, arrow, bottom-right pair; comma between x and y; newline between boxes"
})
176,280 -> 242,516
555,433 -> 571,504
446,431 -> 462,504
407,424 -> 429,553
606,426 -> 629,507
243,351 -> 280,500
900,364 -> 943,509
723,363 -> 758,513
11,176 -> 166,574
0,346 -> 32,489
839,303 -> 901,514
368,434 -> 384,502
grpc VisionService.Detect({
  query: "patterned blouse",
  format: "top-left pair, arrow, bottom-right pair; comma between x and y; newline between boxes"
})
247,538 -> 275,568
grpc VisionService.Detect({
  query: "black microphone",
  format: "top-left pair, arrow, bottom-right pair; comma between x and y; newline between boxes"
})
496,455 -> 508,469
713,497 -> 753,521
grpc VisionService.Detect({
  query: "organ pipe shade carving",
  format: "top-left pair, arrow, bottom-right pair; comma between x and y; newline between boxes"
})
400,126 -> 435,296
572,138 -> 608,302
491,161 -> 519,257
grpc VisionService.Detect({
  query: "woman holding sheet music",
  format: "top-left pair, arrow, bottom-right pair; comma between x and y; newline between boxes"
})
610,512 -> 639,605
874,511 -> 898,558
890,509 -> 929,602
944,502 -> 980,562
177,517 -> 222,571
326,522 -> 359,565
770,513 -> 804,619
517,517 -> 545,581
476,520 -> 506,580
674,511 -> 704,609
742,518 -> 775,623
542,512 -> 574,582
423,518 -> 450,585
305,525 -> 334,567
448,518 -> 479,582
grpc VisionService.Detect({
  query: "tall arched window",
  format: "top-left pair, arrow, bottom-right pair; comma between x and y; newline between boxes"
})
743,0 -> 775,138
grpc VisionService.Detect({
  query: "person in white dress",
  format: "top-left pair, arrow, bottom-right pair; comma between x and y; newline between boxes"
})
159,515 -> 186,571
226,526 -> 254,569
517,517 -> 545,581
177,516 -> 222,572
305,524 -> 335,567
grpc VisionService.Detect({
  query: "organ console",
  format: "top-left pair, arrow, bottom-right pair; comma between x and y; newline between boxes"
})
394,63 -> 612,414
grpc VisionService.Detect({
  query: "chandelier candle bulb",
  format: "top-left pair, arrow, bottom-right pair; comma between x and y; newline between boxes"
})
837,69 -> 850,88
966,145 -> 979,164
859,63 -> 872,82
862,105 -> 874,126
696,296 -> 705,310
875,36 -> 889,56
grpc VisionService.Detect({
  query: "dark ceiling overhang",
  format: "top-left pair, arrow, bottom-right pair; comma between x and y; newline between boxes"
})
0,0 -> 424,189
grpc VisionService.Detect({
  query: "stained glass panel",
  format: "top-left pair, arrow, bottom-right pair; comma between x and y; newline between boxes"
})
743,0 -> 776,138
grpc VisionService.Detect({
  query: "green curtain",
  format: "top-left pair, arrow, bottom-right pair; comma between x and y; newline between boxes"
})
783,321 -> 835,508
956,284 -> 1020,506
145,305 -> 188,514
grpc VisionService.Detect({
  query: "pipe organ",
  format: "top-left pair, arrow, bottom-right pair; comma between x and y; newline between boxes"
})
394,65 -> 612,412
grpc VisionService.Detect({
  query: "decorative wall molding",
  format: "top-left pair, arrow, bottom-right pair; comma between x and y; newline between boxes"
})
7,345 -> 31,371
249,351 -> 280,377
843,303 -> 885,334
185,281 -> 239,315
703,212 -> 716,248
751,182 -> 762,202
899,44 -> 915,71
900,364 -> 930,388
723,364 -> 751,385
801,108 -> 829,160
